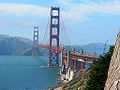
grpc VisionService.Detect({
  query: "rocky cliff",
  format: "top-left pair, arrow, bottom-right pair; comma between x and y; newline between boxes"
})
105,30 -> 120,90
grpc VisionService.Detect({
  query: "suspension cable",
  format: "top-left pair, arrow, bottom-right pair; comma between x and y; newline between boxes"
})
41,16 -> 50,44
61,14 -> 72,49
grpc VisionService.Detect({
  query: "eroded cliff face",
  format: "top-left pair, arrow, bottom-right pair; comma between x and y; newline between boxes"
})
105,30 -> 120,90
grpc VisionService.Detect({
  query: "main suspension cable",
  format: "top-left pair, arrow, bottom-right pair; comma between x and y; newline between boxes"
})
41,16 -> 50,44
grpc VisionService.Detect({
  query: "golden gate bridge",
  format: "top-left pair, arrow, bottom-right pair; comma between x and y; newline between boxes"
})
32,6 -> 98,73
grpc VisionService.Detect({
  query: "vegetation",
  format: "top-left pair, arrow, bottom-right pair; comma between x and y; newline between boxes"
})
85,46 -> 114,90
62,70 -> 89,90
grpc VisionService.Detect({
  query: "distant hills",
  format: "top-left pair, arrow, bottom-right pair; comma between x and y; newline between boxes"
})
0,34 -> 32,55
0,34 -> 111,56
73,43 -> 110,56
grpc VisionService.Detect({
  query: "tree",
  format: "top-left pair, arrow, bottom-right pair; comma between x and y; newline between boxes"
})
85,46 -> 114,90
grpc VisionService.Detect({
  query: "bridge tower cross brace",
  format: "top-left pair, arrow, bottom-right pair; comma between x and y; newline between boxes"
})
48,7 -> 60,66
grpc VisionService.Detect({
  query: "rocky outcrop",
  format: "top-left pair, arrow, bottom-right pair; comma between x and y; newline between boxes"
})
105,30 -> 120,90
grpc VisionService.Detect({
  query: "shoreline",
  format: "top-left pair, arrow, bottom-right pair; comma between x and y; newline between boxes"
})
45,69 -> 88,90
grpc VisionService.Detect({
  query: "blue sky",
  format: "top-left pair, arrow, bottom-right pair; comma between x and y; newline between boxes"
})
0,0 -> 120,45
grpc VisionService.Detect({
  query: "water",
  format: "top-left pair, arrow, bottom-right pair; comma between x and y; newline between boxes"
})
0,56 -> 60,90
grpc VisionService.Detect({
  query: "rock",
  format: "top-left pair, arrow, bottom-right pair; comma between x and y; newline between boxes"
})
104,29 -> 120,90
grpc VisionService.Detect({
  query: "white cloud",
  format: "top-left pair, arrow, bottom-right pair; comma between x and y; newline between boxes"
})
0,3 -> 49,16
0,3 -> 50,29
0,1 -> 120,23
58,0 -> 120,22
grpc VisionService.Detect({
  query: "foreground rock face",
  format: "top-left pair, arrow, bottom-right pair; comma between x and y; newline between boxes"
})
105,31 -> 120,90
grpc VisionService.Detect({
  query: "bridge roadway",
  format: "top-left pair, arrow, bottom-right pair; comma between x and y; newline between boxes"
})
34,44 -> 99,64
61,49 -> 99,63
33,44 -> 62,53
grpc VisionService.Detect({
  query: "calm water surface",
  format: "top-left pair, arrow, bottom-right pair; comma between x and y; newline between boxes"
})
0,56 -> 60,90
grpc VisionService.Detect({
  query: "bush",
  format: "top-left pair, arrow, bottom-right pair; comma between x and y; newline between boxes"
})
85,46 -> 114,90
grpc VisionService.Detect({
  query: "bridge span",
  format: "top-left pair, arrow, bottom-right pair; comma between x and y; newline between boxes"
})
32,7 -> 99,79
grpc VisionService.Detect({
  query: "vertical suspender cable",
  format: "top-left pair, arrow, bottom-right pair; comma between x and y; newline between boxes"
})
61,14 -> 72,49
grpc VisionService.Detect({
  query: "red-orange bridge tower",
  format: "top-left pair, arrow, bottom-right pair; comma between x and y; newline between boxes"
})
33,7 -> 61,67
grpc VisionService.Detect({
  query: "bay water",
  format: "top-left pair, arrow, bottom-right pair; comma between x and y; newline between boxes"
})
0,56 -> 60,90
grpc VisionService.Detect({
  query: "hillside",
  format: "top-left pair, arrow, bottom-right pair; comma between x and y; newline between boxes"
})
80,43 -> 110,56
0,34 -> 32,55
